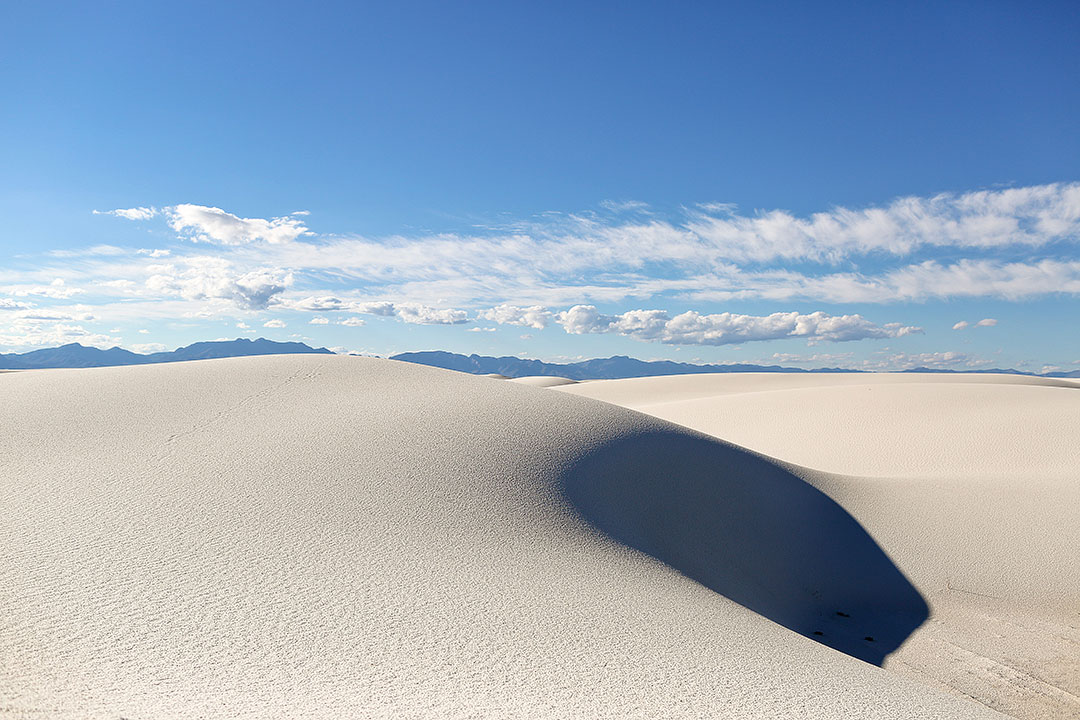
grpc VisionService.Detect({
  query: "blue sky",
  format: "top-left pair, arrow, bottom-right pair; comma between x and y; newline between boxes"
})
1,1 -> 1078,371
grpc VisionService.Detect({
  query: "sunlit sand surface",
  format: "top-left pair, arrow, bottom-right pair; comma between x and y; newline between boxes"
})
3,356 -> 1074,718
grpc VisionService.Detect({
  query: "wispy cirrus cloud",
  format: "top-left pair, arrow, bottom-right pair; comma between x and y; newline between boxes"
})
4,183 -> 1075,355
93,207 -> 157,221
80,185 -> 1080,312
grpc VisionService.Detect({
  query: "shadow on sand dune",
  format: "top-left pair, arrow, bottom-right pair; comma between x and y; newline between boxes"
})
561,429 -> 928,666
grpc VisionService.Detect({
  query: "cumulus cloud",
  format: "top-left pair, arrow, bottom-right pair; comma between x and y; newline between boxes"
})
952,321 -> 970,330
309,316 -> 329,325
168,204 -> 311,245
283,296 -> 352,312
395,304 -> 469,325
479,304 -> 552,329
339,317 -> 366,327
552,305 -> 921,346
353,301 -> 397,317
144,258 -> 292,309
263,319 -> 286,328
976,318 -> 997,327
0,298 -> 31,310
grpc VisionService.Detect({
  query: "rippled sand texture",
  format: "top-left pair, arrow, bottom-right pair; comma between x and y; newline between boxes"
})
0,356 -> 1056,718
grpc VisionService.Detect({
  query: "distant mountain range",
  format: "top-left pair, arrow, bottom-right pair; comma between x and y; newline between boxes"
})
0,338 -> 332,369
3,341 -> 1077,379
389,350 -> 1080,380
389,351 -> 842,379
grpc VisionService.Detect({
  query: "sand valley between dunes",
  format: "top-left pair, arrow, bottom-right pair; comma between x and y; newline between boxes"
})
2,355 -> 1077,719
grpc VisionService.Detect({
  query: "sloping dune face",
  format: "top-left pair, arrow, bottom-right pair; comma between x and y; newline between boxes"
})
1,356 -> 1000,719
558,373 -> 1080,720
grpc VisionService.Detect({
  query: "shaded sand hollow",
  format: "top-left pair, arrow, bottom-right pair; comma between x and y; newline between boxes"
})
557,372 -> 1080,720
0,356 -> 1068,718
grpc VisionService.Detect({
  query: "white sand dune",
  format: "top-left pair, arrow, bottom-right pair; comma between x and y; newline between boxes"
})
558,373 -> 1080,720
0,355 -> 1009,718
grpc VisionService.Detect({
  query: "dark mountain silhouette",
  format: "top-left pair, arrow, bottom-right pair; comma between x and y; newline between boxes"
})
3,342 -> 1071,379
389,351 -> 851,380
390,350 -> 1069,380
0,338 -> 332,369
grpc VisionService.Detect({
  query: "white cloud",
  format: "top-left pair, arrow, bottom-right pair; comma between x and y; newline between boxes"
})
553,305 -> 921,346
769,352 -> 856,366
479,304 -> 552,329
864,351 -> 977,371
395,304 -> 469,325
168,204 -> 311,245
5,184 -> 1077,357
144,258 -> 292,309
354,301 -> 397,316
976,318 -> 997,327
236,321 -> 249,329
263,319 -> 286,328
600,199 -> 650,213
49,245 -> 128,258
271,298 -> 469,326
283,296 -> 351,312
682,259 -> 1080,305
0,298 -> 31,310
952,321 -> 969,330
0,323 -> 120,350
1,279 -> 81,299
339,317 -> 366,327
309,316 -> 330,325
100,279 -> 137,290
467,326 -> 495,333
7,306 -> 96,323
94,207 -> 157,221
684,182 -> 1080,263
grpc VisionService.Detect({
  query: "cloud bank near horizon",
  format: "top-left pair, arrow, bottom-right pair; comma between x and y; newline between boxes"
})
1,182 -> 1077,367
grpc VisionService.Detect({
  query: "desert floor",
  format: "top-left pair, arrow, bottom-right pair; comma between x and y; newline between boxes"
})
2,355 -> 1077,718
